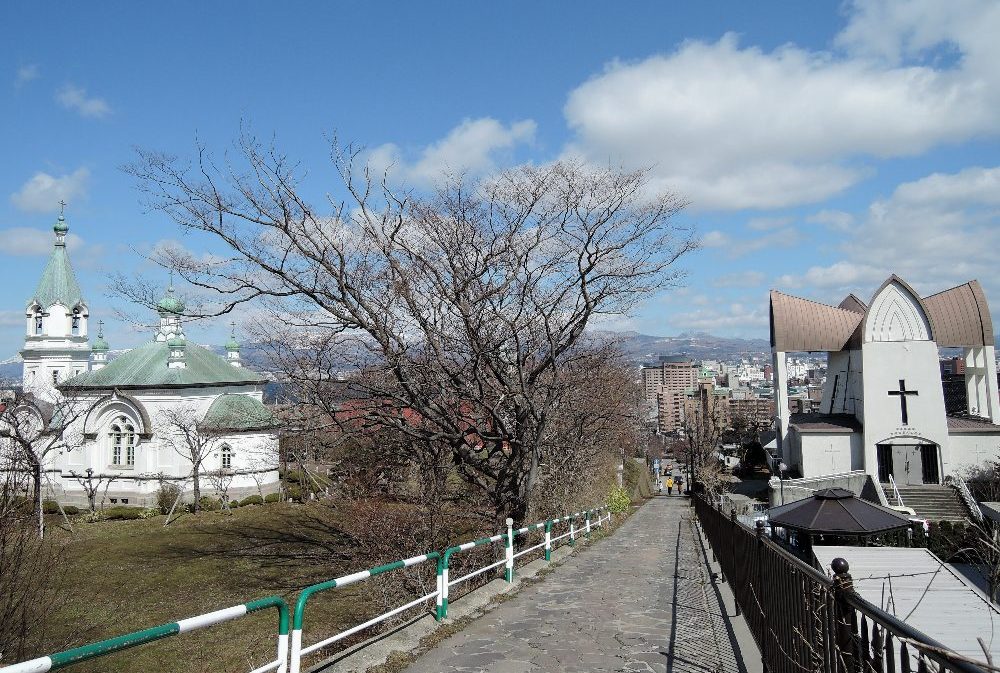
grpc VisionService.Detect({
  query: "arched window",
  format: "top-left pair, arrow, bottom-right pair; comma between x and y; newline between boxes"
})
34,316 -> 42,335
110,416 -> 136,467
221,445 -> 235,471
71,315 -> 80,336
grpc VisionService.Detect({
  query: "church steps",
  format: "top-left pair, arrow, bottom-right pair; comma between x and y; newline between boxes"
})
889,485 -> 973,522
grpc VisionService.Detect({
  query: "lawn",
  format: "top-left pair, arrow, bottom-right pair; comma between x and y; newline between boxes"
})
33,502 -> 435,673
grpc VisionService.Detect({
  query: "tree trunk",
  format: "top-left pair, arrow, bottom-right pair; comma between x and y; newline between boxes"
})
32,463 -> 43,538
192,468 -> 201,513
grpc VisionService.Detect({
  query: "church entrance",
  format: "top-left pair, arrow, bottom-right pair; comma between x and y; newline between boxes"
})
876,443 -> 940,485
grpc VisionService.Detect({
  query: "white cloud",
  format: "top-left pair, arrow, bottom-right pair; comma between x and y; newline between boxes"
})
562,1 -> 1000,211
0,228 -> 86,256
713,270 -> 767,288
700,230 -> 730,247
780,166 -> 1000,303
671,302 -> 769,334
367,117 -> 536,187
747,216 -> 791,232
727,227 -> 803,258
807,210 -> 855,232
15,64 -> 39,86
10,168 -> 90,213
56,84 -> 112,118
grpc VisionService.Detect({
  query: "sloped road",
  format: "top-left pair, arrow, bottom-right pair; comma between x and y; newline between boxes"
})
403,496 -> 747,673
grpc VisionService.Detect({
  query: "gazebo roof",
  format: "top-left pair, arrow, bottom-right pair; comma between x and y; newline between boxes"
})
768,488 -> 911,535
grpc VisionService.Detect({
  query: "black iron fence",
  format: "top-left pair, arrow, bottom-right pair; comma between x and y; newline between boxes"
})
693,497 -> 988,673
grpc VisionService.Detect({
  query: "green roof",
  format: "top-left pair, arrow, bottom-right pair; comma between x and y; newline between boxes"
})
61,339 -> 267,389
31,235 -> 84,309
200,393 -> 280,432
157,286 -> 185,315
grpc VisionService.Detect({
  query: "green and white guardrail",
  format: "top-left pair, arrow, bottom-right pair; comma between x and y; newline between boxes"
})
0,596 -> 289,673
0,505 -> 611,673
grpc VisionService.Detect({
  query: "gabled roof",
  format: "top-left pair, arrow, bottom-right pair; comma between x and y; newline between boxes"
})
922,280 -> 994,347
31,241 -> 84,310
770,291 -> 863,352
201,393 -> 279,432
768,488 -> 910,534
60,340 -> 267,390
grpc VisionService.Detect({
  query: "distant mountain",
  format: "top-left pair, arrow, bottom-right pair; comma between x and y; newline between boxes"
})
587,330 -> 771,365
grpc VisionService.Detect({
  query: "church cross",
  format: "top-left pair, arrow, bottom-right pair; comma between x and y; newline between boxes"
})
888,379 -> 918,425
59,199 -> 67,215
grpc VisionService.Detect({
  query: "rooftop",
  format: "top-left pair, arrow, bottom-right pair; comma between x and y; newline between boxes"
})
946,415 -> 1000,433
61,340 -> 266,390
789,413 -> 862,433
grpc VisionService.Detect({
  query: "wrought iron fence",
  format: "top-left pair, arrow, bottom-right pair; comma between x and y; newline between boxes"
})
693,496 -> 987,673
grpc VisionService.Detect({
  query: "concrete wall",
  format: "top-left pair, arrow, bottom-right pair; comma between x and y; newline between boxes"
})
768,470 -> 871,507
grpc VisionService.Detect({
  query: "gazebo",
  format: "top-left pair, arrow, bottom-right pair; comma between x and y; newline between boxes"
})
767,488 -> 913,556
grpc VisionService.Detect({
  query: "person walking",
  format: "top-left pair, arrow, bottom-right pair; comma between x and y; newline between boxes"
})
666,476 -> 674,495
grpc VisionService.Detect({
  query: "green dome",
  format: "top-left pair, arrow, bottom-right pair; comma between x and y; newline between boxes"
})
167,336 -> 186,348
92,334 -> 109,352
53,214 -> 69,234
157,285 -> 185,315
225,333 -> 240,351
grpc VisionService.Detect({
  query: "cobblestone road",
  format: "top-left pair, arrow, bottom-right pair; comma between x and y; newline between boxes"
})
403,496 -> 747,673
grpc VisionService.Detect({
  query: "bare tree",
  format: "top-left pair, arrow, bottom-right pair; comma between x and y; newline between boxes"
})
157,405 -> 221,513
682,384 -> 729,499
0,390 -> 93,536
121,134 -> 695,524
67,468 -> 119,513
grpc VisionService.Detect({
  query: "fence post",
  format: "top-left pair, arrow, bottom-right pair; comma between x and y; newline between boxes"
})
832,557 -> 857,673
436,554 -> 448,621
569,514 -> 576,546
505,517 -> 514,583
544,520 -> 553,561
585,510 -> 592,537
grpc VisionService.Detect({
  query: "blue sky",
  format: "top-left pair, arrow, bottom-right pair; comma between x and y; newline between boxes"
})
3,1 -> 1000,356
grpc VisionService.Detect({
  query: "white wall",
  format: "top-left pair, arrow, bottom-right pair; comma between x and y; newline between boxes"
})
949,433 -> 1000,478
799,432 -> 859,478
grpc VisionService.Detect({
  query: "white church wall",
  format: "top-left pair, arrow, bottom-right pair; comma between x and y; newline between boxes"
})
948,433 -> 1000,478
799,433 -> 857,478
861,340 -> 951,482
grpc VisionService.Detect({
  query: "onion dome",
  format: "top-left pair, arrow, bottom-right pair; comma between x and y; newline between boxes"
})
92,324 -> 110,352
225,330 -> 240,352
53,214 -> 69,235
157,285 -> 185,316
167,335 -> 186,348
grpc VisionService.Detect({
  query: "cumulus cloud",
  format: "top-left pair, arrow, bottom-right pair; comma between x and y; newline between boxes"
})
367,117 -> 536,187
562,0 -> 1000,210
10,168 -> 90,213
779,166 -> 1000,303
700,230 -> 730,247
671,302 -> 769,335
56,84 -> 112,118
807,210 -> 855,232
15,64 -> 39,86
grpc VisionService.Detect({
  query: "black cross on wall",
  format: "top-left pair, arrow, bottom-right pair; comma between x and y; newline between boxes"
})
887,379 -> 918,425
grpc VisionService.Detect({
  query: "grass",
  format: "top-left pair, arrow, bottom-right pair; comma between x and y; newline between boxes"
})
33,502 -> 377,673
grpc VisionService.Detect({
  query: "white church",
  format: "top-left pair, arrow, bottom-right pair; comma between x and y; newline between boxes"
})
14,212 -> 280,507
770,275 -> 1000,497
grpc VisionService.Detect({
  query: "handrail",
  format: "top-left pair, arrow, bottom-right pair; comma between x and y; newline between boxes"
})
888,474 -> 904,508
952,475 -> 983,522
694,495 -> 987,673
0,596 -> 290,673
289,552 -> 441,673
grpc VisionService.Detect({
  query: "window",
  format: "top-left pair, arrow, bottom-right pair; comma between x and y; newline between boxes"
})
121,498 -> 129,505
110,416 -> 136,467
52,370 -> 59,385
221,445 -> 234,471
71,316 -> 80,335
35,316 -> 42,335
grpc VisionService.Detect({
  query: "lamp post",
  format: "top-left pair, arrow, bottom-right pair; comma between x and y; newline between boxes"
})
779,461 -> 787,505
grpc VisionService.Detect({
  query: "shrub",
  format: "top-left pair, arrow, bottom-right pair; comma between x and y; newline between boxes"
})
156,483 -> 183,514
102,506 -> 143,521
42,500 -> 60,515
63,505 -> 81,516
227,499 -> 240,509
241,495 -> 264,507
139,508 -> 159,519
264,493 -> 281,504
198,496 -> 221,512
607,486 -> 631,514
285,485 -> 303,502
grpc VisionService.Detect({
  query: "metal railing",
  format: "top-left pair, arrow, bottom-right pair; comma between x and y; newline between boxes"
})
694,496 -> 986,673
0,596 -> 290,673
952,475 -> 984,522
888,475 -> 905,508
0,503 -> 613,673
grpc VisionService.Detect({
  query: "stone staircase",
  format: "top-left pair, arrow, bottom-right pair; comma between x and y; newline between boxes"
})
884,484 -> 972,522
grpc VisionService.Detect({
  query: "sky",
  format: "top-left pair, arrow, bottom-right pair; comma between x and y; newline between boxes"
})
2,1 -> 1000,356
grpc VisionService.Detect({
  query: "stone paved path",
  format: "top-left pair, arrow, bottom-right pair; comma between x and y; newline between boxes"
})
403,496 -> 747,673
